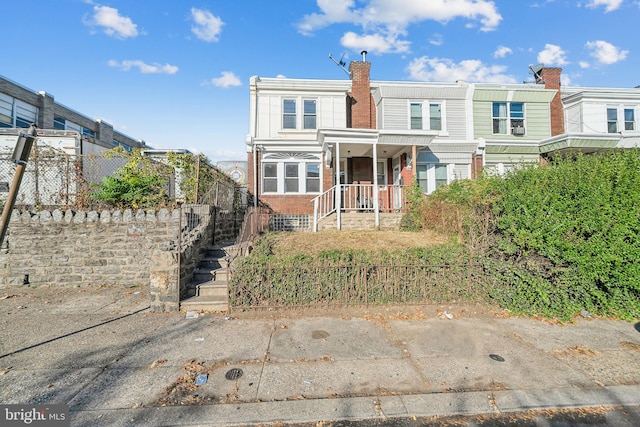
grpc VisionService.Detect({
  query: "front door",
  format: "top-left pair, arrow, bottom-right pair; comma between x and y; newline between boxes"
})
351,157 -> 373,183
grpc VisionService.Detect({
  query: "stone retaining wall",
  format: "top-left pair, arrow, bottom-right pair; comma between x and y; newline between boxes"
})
0,206 -> 242,311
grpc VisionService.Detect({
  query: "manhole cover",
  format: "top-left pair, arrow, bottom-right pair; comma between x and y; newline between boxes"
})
225,368 -> 244,380
489,354 -> 505,362
312,330 -> 330,339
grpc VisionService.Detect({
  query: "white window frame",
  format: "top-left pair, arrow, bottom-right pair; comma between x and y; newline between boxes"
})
408,100 -> 445,131
415,163 -> 451,194
282,97 -> 318,131
607,107 -> 618,133
262,157 -> 322,194
492,102 -> 524,135
624,107 -> 636,131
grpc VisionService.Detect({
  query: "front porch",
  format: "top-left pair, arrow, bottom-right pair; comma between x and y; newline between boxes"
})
312,183 -> 407,231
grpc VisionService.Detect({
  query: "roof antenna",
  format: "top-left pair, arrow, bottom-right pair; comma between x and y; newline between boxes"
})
528,63 -> 545,84
329,53 -> 350,77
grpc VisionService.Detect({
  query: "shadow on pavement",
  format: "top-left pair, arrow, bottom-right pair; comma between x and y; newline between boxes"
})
0,305 -> 150,360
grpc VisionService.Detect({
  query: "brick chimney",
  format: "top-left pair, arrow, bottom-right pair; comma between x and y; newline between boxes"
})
538,67 -> 564,136
348,51 -> 376,129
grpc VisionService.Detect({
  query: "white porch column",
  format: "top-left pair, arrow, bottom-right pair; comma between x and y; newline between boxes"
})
336,142 -> 341,230
373,141 -> 379,229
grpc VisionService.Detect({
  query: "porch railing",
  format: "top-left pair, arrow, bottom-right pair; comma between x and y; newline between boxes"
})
312,184 -> 406,231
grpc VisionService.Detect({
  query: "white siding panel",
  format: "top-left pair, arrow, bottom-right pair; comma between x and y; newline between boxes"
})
583,103 -> 607,133
446,99 -> 467,139
453,164 -> 470,180
381,98 -> 408,129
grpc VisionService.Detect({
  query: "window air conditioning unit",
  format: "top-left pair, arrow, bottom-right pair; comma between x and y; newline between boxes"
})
512,126 -> 525,136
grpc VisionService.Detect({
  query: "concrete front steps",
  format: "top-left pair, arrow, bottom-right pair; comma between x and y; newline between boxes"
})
180,243 -> 236,313
317,212 -> 403,231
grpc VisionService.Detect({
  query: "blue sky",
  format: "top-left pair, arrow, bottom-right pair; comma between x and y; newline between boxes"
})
2,0 -> 638,162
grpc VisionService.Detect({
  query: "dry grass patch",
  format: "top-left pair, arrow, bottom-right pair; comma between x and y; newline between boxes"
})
270,230 -> 449,257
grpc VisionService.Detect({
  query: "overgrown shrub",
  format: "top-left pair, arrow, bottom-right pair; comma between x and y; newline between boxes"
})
90,147 -> 170,208
485,150 -> 640,320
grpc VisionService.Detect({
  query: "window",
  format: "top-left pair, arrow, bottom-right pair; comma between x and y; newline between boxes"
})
376,161 -> 386,184
82,127 -> 95,138
410,103 -> 422,130
15,101 -> 37,129
416,163 -> 448,194
263,163 -> 278,192
306,163 -> 320,192
283,99 -> 296,129
430,103 -> 442,131
607,108 -> 618,133
54,117 -> 66,130
435,164 -> 447,190
0,94 -> 12,128
262,154 -> 321,194
410,101 -> 443,130
416,164 -> 428,193
285,163 -> 299,193
493,102 -> 524,134
624,108 -> 635,131
303,100 -> 316,129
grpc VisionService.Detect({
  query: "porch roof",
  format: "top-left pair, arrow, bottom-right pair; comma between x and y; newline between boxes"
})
539,132 -> 640,154
318,128 -> 438,158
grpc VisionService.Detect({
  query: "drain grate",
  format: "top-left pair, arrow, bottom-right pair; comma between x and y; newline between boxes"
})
225,368 -> 244,380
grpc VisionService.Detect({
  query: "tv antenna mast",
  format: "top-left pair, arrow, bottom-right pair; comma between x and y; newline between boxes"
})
528,63 -> 545,84
328,53 -> 350,77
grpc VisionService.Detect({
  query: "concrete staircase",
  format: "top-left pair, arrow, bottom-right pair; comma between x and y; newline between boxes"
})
180,242 -> 235,313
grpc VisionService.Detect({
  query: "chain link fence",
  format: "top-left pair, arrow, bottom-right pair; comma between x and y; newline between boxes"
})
0,148 -> 244,211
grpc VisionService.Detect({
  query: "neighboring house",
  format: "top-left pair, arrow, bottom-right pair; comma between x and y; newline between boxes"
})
540,83 -> 640,157
474,74 -> 558,174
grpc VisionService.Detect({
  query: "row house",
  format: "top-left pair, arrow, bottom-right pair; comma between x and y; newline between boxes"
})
245,56 -> 639,231
541,84 -> 640,157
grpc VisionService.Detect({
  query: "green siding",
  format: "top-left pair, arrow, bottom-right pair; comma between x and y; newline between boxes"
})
473,101 -> 551,140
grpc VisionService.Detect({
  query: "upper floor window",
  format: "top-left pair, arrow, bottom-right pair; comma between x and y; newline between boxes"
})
607,108 -> 618,133
282,98 -> 317,130
410,101 -> 443,131
82,127 -> 95,138
624,108 -> 635,131
493,102 -> 524,135
53,117 -> 66,130
283,99 -> 296,129
410,103 -> 422,130
0,94 -> 38,128
303,100 -> 316,129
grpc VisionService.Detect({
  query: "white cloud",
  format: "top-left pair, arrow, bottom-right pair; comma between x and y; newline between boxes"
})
407,56 -> 517,83
537,44 -> 568,66
298,0 -> 502,55
204,71 -> 242,88
341,31 -> 411,54
429,33 -> 444,46
191,8 -> 224,42
584,0 -> 624,12
493,45 -> 513,58
84,5 -> 139,38
579,60 -> 591,68
586,40 -> 628,64
108,60 -> 179,74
